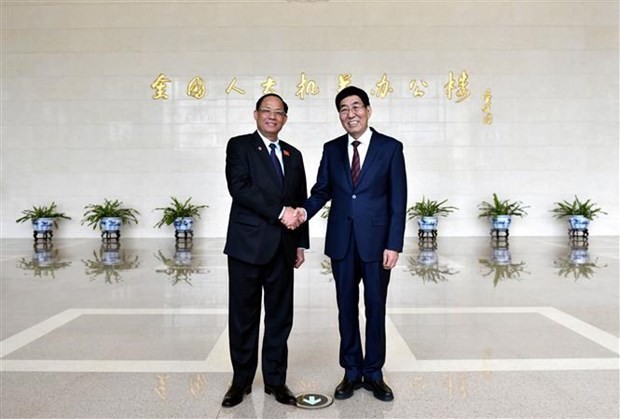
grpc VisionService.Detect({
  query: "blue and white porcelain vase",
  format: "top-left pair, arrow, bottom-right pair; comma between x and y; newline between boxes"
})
491,215 -> 512,231
568,215 -> 589,231
100,217 -> 122,232
32,218 -> 54,232
417,216 -> 438,232
173,217 -> 194,232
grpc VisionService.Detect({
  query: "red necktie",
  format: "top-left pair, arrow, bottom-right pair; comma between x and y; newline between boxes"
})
351,140 -> 361,186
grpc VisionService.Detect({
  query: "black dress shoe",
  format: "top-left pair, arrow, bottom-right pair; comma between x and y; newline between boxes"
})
264,383 -> 297,405
363,379 -> 394,401
334,377 -> 363,400
222,384 -> 251,407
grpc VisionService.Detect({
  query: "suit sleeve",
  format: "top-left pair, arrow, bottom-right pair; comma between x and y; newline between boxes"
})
387,141 -> 407,252
225,138 -> 282,223
295,153 -> 310,249
304,145 -> 332,220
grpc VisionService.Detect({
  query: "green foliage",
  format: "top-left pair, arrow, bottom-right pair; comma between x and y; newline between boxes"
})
320,204 -> 330,219
407,197 -> 458,219
477,193 -> 529,218
15,202 -> 71,228
81,199 -> 140,230
153,196 -> 208,228
551,195 -> 607,220
320,258 -> 333,278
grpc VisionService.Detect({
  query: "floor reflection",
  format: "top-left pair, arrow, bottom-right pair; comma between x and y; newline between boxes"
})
554,240 -> 609,281
81,243 -> 140,283
154,245 -> 208,286
16,243 -> 71,279
478,242 -> 530,287
1,237 -> 617,418
406,247 -> 459,283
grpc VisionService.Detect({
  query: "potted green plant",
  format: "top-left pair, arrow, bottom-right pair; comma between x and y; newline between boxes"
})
407,197 -> 458,235
551,195 -> 607,233
81,199 -> 140,240
15,202 -> 71,241
478,193 -> 529,235
153,196 -> 208,239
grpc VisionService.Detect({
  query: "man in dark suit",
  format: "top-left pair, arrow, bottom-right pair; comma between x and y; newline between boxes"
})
290,86 -> 407,402
222,93 -> 309,407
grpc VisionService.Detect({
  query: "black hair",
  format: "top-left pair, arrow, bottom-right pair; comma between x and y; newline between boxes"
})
255,93 -> 288,114
335,86 -> 370,110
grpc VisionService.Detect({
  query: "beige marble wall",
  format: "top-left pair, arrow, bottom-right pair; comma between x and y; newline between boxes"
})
2,0 -> 618,238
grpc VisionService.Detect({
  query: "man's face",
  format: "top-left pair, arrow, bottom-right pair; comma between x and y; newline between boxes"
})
338,95 -> 371,139
254,96 -> 288,140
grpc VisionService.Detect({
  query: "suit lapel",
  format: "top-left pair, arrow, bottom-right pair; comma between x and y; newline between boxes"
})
252,131 -> 283,191
357,128 -> 380,186
336,136 -> 353,189
280,141 -> 292,192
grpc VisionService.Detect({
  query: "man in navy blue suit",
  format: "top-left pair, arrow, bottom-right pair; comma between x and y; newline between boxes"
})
289,86 -> 407,401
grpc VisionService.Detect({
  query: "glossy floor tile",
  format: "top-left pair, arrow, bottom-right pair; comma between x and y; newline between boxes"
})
1,236 -> 618,418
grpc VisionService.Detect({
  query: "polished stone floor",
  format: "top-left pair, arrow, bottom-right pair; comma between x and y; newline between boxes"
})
1,236 -> 618,418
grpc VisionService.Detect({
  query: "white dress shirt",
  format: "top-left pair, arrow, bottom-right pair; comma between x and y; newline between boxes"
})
348,127 -> 372,170
257,131 -> 284,174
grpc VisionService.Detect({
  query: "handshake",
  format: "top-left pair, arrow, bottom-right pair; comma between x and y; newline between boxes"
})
281,206 -> 307,230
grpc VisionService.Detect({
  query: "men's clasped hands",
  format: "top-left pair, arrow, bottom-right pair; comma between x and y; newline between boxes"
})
281,207 -> 306,230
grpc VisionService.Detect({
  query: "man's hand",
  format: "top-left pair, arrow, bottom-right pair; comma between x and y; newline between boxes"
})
382,249 -> 399,270
281,206 -> 306,230
293,207 -> 307,223
294,248 -> 305,268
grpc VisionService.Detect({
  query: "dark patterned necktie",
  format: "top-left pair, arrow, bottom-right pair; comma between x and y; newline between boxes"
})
269,143 -> 284,185
351,140 -> 361,186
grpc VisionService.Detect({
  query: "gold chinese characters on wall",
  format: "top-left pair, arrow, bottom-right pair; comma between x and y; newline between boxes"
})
150,71 -> 493,125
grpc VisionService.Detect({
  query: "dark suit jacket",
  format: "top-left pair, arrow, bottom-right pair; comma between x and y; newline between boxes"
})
304,128 -> 407,262
224,131 -> 309,266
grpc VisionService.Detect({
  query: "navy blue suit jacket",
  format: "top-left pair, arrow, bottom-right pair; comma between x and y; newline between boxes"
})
305,128 -> 407,262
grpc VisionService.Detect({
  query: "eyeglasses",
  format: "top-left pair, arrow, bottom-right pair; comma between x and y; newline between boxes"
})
338,104 -> 366,115
258,108 -> 287,118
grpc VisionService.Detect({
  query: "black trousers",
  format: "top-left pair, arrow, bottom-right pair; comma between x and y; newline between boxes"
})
227,245 -> 294,387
